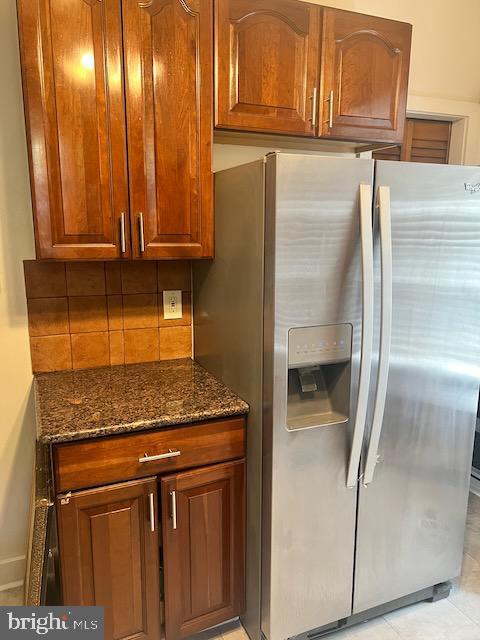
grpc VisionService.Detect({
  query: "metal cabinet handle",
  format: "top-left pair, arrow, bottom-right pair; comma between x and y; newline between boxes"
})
138,212 -> 145,252
326,90 -> 334,129
149,492 -> 155,533
138,449 -> 181,463
170,490 -> 177,530
310,87 -> 318,128
363,185 -> 393,486
346,183 -> 374,488
120,212 -> 126,254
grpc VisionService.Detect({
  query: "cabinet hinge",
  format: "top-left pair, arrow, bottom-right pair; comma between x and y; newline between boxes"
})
59,491 -> 72,505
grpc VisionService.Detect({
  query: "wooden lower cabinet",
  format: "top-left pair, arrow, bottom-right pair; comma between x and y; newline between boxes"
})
57,477 -> 161,640
161,460 -> 246,640
56,458 -> 246,640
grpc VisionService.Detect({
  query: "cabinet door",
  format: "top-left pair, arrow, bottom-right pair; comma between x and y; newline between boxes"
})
215,0 -> 321,136
161,460 -> 245,640
122,0 -> 213,259
320,9 -> 412,143
17,0 -> 130,260
57,477 -> 160,640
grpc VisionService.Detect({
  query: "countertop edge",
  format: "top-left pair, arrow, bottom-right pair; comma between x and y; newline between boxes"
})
26,499 -> 49,607
38,403 -> 249,445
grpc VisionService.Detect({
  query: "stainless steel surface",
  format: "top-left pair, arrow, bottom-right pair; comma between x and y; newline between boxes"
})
138,449 -> 181,463
194,160 -> 266,640
262,154 -> 374,640
346,183 -> 374,489
311,88 -> 318,128
149,492 -> 155,533
170,490 -> 177,530
327,90 -> 334,129
120,212 -> 126,253
354,161 -> 480,614
363,185 -> 393,486
139,212 -> 145,252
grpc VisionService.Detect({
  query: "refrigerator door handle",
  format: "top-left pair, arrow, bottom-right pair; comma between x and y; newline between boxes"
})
363,185 -> 393,486
346,183 -> 374,488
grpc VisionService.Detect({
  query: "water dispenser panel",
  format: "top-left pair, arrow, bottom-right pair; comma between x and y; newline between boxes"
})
287,324 -> 352,431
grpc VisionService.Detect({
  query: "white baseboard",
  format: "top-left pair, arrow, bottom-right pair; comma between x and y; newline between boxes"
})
0,556 -> 26,591
470,476 -> 480,497
0,580 -> 23,593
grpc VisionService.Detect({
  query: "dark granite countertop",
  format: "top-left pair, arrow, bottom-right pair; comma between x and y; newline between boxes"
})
26,441 -> 52,606
34,359 -> 249,444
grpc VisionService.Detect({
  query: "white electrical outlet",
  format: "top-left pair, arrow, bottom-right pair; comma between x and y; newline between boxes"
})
163,290 -> 182,320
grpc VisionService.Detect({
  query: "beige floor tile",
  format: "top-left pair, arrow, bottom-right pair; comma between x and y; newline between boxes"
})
464,523 -> 480,564
221,621 -> 250,640
449,552 -> 480,625
466,494 -> 480,534
0,585 -> 24,605
385,599 -> 480,640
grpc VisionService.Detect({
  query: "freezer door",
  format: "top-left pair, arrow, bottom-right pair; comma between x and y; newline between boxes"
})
262,154 -> 374,640
354,161 -> 480,614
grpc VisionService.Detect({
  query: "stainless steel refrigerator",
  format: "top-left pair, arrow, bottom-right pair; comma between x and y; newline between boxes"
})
193,154 -> 480,640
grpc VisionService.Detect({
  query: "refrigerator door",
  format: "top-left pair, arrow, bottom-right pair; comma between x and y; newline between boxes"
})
262,154 -> 374,640
354,161 -> 480,614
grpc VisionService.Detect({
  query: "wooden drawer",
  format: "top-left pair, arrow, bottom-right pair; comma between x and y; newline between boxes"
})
53,416 -> 245,493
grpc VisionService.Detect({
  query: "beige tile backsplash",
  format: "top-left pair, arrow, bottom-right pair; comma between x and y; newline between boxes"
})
24,261 -> 193,373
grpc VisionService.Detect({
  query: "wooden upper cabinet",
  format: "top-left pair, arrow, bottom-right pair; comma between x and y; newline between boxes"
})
320,9 -> 412,143
215,0 -> 321,136
161,460 -> 245,640
57,477 -> 161,640
122,0 -> 213,259
17,0 -> 130,260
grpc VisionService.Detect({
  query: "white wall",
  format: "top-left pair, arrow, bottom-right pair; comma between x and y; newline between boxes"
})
0,0 -> 36,589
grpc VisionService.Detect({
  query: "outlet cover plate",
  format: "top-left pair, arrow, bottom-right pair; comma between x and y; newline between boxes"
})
163,290 -> 182,320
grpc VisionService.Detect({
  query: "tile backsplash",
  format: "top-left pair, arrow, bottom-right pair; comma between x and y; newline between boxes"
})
24,261 -> 192,373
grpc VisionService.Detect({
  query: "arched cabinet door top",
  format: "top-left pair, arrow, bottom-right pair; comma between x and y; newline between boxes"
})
335,29 -> 402,55
122,0 -> 213,259
215,0 -> 321,136
17,0 -> 130,259
321,8 -> 412,144
138,0 -> 197,17
231,9 -> 308,35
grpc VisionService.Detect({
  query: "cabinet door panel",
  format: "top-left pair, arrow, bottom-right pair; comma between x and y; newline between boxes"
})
162,460 -> 245,640
215,0 -> 320,135
123,0 -> 213,259
17,0 -> 129,259
321,9 -> 411,143
57,477 -> 160,640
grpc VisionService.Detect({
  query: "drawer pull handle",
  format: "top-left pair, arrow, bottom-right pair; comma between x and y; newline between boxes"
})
138,449 -> 181,463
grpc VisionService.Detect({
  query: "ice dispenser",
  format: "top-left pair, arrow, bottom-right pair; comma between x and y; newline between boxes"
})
287,324 -> 352,430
